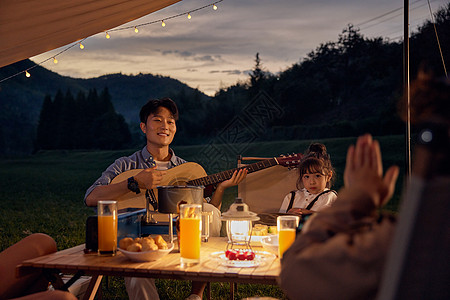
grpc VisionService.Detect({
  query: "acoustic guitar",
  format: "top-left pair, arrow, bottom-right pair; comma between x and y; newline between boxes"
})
111,154 -> 302,210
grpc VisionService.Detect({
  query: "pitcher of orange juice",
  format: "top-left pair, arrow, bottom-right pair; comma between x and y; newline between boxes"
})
277,215 -> 299,258
179,203 -> 202,267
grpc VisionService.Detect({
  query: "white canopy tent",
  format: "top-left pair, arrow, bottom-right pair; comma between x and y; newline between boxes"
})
0,0 -> 181,68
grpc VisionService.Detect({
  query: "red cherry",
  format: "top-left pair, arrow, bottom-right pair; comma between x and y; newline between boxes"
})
245,252 -> 255,260
228,251 -> 238,260
237,252 -> 246,260
225,250 -> 233,258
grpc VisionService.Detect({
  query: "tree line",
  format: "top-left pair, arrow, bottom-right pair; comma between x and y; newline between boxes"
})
35,88 -> 131,150
33,3 -> 449,150
197,3 -> 449,142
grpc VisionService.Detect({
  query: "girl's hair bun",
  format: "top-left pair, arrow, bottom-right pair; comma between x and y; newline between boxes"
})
307,143 -> 327,157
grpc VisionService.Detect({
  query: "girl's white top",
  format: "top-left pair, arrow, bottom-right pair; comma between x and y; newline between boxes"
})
279,188 -> 337,213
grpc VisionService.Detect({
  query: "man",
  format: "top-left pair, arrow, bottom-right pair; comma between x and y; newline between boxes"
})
85,97 -> 247,300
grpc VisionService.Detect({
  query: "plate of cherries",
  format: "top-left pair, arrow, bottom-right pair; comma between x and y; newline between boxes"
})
210,248 -> 276,268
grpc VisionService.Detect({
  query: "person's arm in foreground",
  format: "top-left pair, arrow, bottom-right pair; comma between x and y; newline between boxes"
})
279,134 -> 399,300
0,233 -> 77,300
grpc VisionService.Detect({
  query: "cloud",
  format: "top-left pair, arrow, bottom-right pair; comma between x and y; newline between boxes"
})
194,55 -> 214,62
209,69 -> 242,75
29,0 -> 445,96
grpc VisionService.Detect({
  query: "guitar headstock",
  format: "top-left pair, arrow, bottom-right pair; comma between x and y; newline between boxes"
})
276,153 -> 303,168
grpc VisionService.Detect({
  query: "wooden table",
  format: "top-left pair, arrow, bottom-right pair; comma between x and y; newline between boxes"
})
17,237 -> 280,300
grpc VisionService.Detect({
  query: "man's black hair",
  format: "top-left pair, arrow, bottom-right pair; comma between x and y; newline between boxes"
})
139,97 -> 179,123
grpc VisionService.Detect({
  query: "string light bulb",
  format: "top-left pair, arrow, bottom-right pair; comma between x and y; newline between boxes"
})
0,0 -> 225,84
105,32 -> 110,39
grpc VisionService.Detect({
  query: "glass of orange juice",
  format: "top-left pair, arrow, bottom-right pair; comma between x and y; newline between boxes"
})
179,203 -> 202,267
277,215 -> 299,259
97,200 -> 118,256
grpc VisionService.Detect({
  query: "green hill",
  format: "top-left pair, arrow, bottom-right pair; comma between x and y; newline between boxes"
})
0,60 -> 210,155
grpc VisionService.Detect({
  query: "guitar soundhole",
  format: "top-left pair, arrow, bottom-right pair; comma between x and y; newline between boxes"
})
168,179 -> 188,186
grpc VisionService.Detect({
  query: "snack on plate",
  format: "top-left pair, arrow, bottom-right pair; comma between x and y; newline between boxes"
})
267,226 -> 278,234
127,242 -> 142,252
225,249 -> 256,261
143,236 -> 155,244
120,235 -> 168,252
141,240 -> 158,251
119,237 -> 134,250
252,224 -> 268,236
154,235 -> 168,250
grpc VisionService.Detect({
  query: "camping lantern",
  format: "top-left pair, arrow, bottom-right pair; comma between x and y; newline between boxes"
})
221,198 -> 259,249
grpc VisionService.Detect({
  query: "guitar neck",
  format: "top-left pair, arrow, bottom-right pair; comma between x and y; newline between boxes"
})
187,158 -> 279,187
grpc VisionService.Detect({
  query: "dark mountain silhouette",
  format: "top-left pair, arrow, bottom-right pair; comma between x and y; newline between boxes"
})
0,60 -> 210,154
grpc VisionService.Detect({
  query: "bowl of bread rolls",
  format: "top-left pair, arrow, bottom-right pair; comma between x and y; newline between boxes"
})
118,235 -> 174,262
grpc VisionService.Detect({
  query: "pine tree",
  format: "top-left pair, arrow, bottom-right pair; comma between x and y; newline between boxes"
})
36,87 -> 131,150
36,95 -> 55,150
250,53 -> 266,91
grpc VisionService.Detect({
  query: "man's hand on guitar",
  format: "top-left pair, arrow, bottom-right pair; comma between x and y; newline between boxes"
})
218,168 -> 248,189
135,167 -> 167,189
209,169 -> 247,210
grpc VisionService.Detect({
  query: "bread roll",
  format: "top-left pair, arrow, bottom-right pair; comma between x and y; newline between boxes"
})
127,242 -> 142,252
142,241 -> 158,251
154,235 -> 168,249
119,237 -> 134,250
143,236 -> 155,244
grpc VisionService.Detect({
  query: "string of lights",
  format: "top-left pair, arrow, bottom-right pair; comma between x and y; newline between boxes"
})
0,0 -> 223,83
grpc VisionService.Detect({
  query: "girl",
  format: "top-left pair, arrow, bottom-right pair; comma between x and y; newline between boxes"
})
279,143 -> 337,215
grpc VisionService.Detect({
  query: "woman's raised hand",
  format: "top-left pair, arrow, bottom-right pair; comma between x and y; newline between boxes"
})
344,134 -> 399,207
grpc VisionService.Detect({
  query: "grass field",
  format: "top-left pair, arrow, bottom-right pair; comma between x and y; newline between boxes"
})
0,135 -> 407,299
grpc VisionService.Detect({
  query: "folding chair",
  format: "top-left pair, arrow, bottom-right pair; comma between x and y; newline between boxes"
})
237,155 -> 299,214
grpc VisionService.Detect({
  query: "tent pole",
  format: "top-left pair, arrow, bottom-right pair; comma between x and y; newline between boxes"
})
404,0 -> 411,182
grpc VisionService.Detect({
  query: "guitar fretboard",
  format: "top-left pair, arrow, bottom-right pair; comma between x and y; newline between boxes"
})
187,158 -> 278,187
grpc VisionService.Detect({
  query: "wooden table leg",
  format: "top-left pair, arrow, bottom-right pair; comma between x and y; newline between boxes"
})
82,275 -> 103,300
230,282 -> 235,299
206,282 -> 211,300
